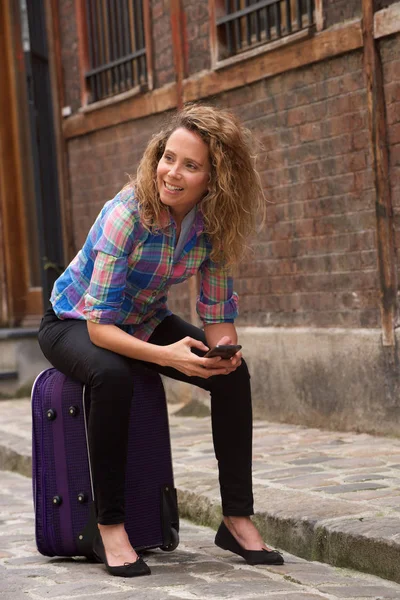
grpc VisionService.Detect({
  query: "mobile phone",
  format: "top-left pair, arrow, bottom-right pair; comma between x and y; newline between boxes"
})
204,344 -> 242,359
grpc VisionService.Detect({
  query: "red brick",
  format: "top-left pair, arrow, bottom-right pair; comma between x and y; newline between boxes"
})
269,222 -> 294,241
390,167 -> 400,191
273,202 -> 305,221
324,112 -> 367,137
383,58 -> 400,84
324,0 -> 363,29
298,122 -> 323,143
287,107 -> 308,127
319,134 -> 353,156
354,169 -> 375,191
352,130 -> 370,151
386,102 -> 400,128
326,92 -> 365,116
388,123 -> 400,145
390,146 -> 400,170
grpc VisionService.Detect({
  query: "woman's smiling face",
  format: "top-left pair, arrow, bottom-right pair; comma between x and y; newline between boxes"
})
156,127 -> 211,222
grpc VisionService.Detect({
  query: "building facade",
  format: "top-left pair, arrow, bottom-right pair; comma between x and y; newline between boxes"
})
2,0 -> 400,432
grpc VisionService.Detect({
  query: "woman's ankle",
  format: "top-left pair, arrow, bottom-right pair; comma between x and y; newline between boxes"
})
222,516 -> 271,551
96,524 -> 139,566
98,522 -> 126,534
97,524 -> 137,553
223,515 -> 251,527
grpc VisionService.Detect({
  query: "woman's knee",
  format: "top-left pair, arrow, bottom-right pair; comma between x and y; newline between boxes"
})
209,357 -> 250,391
89,356 -> 134,392
237,358 -> 250,378
227,358 -> 250,381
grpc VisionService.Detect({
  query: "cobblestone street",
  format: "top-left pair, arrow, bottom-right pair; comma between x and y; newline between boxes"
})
2,469 -> 400,600
1,400 -> 400,597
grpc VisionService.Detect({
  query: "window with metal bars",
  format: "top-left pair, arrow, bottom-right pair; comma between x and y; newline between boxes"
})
216,0 -> 315,60
85,0 -> 148,103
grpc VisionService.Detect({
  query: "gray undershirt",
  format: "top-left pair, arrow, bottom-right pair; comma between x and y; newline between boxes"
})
173,207 -> 197,262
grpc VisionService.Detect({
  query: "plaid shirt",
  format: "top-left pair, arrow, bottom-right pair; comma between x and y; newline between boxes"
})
51,187 -> 239,341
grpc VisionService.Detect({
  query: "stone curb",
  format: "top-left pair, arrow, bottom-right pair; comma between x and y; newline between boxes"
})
176,488 -> 400,586
1,441 -> 400,586
0,445 -> 31,478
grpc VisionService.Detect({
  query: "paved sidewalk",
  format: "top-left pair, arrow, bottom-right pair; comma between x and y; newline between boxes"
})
1,399 -> 400,587
2,469 -> 400,600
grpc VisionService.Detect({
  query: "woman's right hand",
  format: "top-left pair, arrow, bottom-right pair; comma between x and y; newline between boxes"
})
161,337 -> 229,378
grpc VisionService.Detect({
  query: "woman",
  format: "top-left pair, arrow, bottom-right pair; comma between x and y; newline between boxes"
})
38,104 -> 284,577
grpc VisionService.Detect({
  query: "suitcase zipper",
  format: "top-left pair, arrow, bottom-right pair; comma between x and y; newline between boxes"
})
32,370 -> 56,556
31,370 -> 43,515
82,385 -> 95,502
42,373 -> 57,555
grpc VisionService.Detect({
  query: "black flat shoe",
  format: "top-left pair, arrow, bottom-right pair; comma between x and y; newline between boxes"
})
215,521 -> 284,566
93,533 -> 151,577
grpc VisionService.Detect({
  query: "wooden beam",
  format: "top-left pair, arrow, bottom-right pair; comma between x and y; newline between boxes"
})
47,0 -> 76,262
170,0 -> 185,108
63,82 -> 177,138
0,200 -> 9,325
75,0 -> 90,107
50,0 -> 65,108
315,0 -> 325,32
25,289 -> 44,316
374,2 -> 400,39
362,0 -> 397,346
209,0 -> 218,66
143,0 -> 154,90
0,0 -> 30,325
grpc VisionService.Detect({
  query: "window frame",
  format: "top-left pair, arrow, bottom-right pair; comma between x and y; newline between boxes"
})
75,0 -> 153,110
209,0 -> 324,70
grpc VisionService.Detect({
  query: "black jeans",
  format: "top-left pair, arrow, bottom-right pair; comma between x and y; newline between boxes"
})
38,307 -> 254,525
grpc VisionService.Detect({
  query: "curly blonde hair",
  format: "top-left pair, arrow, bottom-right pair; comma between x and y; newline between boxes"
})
132,104 -> 265,267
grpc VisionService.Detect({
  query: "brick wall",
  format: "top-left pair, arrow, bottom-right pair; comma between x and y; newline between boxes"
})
60,1 -> 400,331
68,114 -> 165,247
324,0 -> 362,28
65,47 -> 383,330
375,0 -> 399,9
183,0 -> 210,76
151,0 -> 175,87
381,33 -> 400,305
215,51 -> 379,329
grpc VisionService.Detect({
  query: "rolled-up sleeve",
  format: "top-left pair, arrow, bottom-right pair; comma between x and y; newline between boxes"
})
196,257 -> 239,324
83,201 -> 136,323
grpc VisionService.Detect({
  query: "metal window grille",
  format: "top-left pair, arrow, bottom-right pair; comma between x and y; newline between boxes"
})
85,0 -> 147,103
217,0 -> 315,59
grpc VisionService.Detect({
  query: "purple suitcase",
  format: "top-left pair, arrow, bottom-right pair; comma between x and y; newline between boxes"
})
31,367 -> 179,558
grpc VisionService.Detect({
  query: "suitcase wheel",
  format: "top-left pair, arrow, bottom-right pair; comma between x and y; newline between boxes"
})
160,527 -> 179,552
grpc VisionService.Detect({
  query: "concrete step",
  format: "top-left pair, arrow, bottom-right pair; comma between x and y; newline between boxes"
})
1,399 -> 400,585
0,328 -> 50,397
